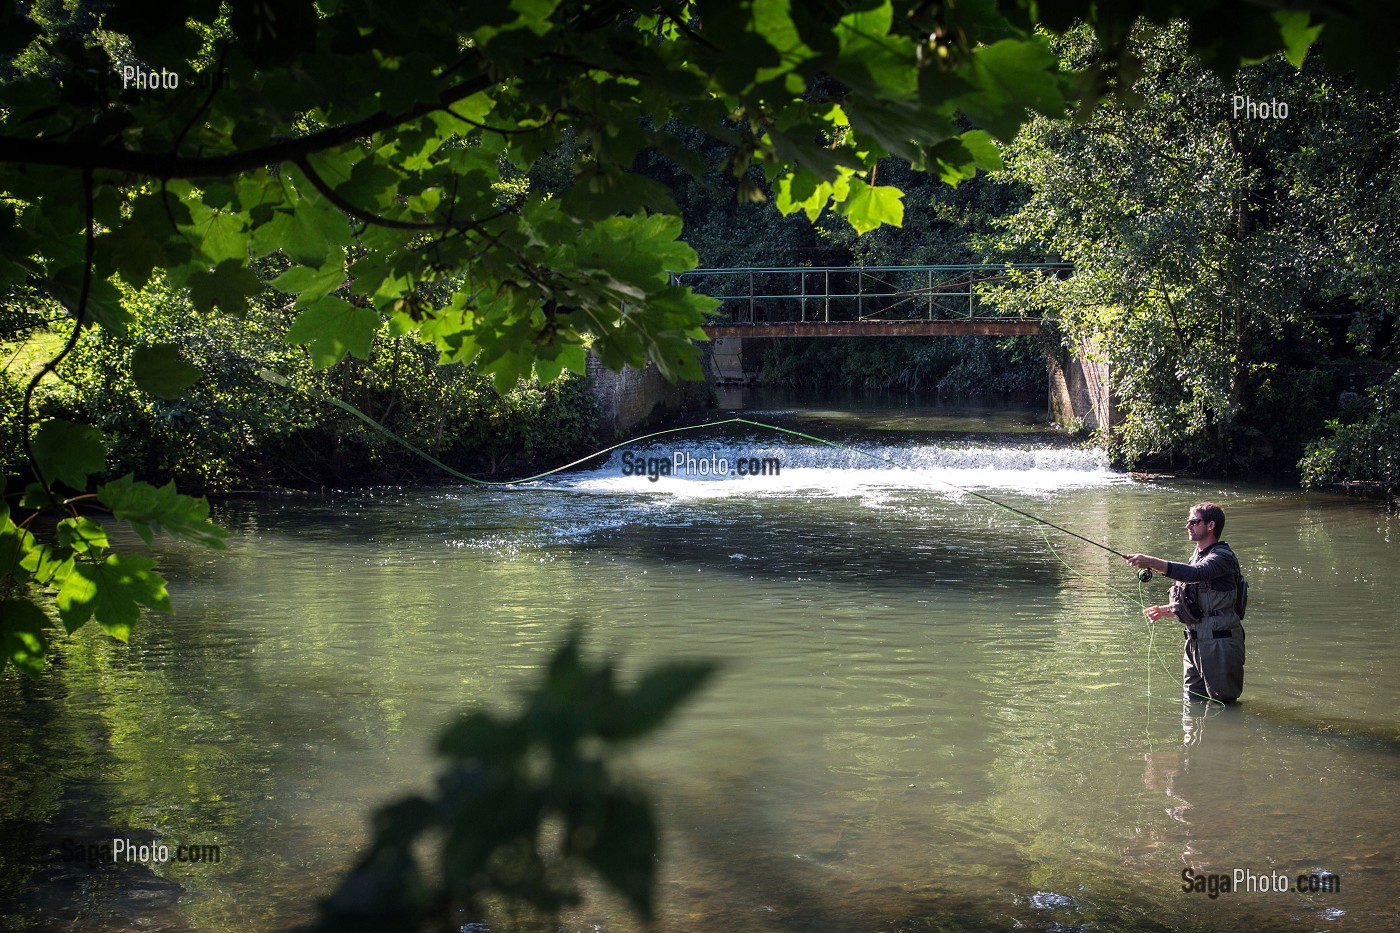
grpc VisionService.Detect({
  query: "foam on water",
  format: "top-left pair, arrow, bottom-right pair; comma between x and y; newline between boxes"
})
534,441 -> 1125,500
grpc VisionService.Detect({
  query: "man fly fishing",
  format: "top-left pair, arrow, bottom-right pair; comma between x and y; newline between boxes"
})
1125,503 -> 1247,704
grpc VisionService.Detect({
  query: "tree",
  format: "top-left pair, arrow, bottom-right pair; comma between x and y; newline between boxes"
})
993,21 -> 1399,471
0,0 -> 1045,676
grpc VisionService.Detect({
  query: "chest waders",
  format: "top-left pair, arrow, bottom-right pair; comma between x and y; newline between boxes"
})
1175,543 -> 1246,703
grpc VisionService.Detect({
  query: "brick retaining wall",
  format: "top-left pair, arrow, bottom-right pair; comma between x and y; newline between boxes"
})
587,351 -> 715,440
1047,339 -> 1119,430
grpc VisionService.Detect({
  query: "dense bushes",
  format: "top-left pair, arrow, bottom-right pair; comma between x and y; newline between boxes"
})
994,25 -> 1399,476
6,281 -> 600,492
1300,371 -> 1400,498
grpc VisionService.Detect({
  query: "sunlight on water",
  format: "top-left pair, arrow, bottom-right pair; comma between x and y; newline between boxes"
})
552,441 -> 1126,500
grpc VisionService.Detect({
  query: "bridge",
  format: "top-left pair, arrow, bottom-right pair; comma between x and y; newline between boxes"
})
674,263 -> 1068,339
656,263 -> 1113,431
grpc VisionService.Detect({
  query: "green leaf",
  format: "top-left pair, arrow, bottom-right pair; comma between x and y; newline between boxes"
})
847,100 -> 954,163
429,91 -> 496,139
597,661 -> 718,741
957,37 -> 1065,141
1,598 -> 51,679
95,475 -> 231,549
335,155 -> 399,210
927,131 -> 1002,185
131,344 -> 203,399
835,2 -> 917,97
840,180 -> 904,235
19,483 -> 56,511
56,553 -> 172,640
960,129 -> 1002,171
18,542 -> 72,590
560,170 -> 677,222
0,496 -> 36,585
56,517 -> 110,555
33,419 -> 110,491
285,295 -> 381,368
187,259 -> 264,315
774,168 -> 834,223
271,262 -> 348,304
251,197 -> 351,268
533,355 -> 566,384
46,270 -> 131,336
101,220 -> 163,290
533,343 -> 587,382
183,200 -> 251,264
1274,11 -> 1323,69
488,351 -> 531,395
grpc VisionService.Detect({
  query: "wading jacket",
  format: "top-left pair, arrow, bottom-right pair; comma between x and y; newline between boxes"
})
1165,542 -> 1241,627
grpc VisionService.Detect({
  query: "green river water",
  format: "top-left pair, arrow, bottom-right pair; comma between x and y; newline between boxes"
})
2,392 -> 1397,932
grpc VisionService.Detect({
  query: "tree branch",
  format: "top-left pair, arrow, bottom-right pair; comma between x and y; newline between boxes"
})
446,109 -> 557,136
21,168 -> 95,499
292,157 -> 444,232
292,156 -> 516,234
0,72 -> 496,180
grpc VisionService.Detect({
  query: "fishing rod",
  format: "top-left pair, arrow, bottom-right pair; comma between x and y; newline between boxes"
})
721,416 -> 1153,583
258,369 -> 1152,581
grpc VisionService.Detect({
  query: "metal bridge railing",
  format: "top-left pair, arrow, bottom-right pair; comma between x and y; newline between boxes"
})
672,263 -> 1069,325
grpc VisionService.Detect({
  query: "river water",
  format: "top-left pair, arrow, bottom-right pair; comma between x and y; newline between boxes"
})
2,393 -> 1397,932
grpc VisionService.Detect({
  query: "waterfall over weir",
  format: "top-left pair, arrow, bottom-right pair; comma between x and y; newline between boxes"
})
551,438 -> 1125,496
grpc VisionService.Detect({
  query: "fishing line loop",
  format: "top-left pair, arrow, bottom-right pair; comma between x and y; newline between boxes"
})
259,369 -> 1144,573
263,368 -> 1220,710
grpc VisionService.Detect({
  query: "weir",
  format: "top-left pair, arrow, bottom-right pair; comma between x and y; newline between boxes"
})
593,438 -> 1116,484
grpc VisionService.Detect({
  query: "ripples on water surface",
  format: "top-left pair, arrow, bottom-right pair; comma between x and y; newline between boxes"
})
1,397 -> 1397,932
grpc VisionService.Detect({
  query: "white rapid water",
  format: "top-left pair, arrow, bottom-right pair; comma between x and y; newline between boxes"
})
548,440 -> 1127,499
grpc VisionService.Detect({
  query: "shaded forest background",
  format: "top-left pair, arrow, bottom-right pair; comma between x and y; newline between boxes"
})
3,20 -> 1396,489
